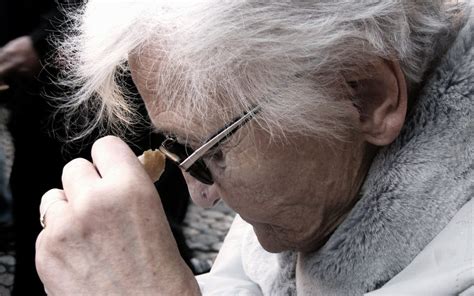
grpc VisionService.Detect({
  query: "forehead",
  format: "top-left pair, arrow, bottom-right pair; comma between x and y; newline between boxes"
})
128,46 -> 235,141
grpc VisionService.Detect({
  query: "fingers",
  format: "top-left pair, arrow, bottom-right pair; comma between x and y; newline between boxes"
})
91,136 -> 145,180
39,189 -> 68,229
62,158 -> 101,196
59,136 -> 156,212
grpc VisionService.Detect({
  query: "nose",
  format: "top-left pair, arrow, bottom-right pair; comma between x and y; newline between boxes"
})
183,173 -> 221,208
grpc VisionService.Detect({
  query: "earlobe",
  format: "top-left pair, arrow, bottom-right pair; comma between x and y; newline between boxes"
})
350,59 -> 407,146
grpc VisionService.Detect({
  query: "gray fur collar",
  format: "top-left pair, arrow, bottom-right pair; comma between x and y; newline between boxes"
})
241,13 -> 473,296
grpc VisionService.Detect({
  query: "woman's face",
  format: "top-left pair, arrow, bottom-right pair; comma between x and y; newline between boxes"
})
130,56 -> 372,253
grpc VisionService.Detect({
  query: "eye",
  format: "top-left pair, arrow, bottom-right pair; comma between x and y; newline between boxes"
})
203,148 -> 226,171
205,131 -> 241,162
204,148 -> 224,162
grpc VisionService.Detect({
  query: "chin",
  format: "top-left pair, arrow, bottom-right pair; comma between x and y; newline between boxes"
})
252,225 -> 291,253
252,223 -> 327,253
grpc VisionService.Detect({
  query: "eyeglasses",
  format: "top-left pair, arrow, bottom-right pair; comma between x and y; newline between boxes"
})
159,105 -> 262,185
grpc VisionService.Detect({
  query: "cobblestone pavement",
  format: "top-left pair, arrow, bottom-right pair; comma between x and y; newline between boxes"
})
184,201 -> 235,273
0,247 -> 15,296
0,201 -> 235,295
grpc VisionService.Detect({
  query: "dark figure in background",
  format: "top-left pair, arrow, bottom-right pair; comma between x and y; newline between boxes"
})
0,1 -> 64,294
0,149 -> 12,229
0,1 -> 194,295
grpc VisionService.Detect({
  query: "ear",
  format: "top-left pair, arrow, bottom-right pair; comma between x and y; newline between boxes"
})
348,59 -> 408,146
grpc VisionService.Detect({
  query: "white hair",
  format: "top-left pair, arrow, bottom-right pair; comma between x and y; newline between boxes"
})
56,0 -> 466,142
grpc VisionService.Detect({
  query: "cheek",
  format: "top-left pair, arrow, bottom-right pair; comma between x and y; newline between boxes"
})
208,135 -> 368,252
213,138 -> 344,225
212,148 -> 266,208
214,144 -> 301,217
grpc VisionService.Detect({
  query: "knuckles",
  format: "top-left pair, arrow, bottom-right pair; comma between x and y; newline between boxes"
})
62,157 -> 93,177
41,188 -> 65,202
58,139 -> 160,229
91,135 -> 122,155
69,181 -> 156,226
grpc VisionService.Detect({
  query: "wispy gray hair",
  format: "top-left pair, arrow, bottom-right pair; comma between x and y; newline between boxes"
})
56,0 -> 466,143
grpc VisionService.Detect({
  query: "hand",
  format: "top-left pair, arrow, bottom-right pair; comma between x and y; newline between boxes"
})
0,36 -> 41,80
36,136 -> 200,295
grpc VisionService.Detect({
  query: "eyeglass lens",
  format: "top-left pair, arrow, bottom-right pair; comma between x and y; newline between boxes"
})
161,138 -> 214,185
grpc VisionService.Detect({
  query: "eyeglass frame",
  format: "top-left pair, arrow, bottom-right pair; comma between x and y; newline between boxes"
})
159,105 -> 262,185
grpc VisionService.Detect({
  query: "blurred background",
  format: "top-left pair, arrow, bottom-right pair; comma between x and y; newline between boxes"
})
0,1 -> 234,295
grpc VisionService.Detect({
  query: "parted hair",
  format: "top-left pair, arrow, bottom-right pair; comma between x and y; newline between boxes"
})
55,0 -> 465,143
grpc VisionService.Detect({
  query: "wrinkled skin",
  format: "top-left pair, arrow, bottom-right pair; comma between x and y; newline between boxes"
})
129,52 -> 375,253
155,111 -> 372,252
128,43 -> 408,253
36,136 -> 200,295
36,39 -> 406,295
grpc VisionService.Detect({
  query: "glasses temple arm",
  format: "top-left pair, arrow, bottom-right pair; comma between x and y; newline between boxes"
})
180,105 -> 261,170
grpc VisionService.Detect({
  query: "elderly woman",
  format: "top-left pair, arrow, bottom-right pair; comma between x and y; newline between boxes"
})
35,0 -> 472,295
